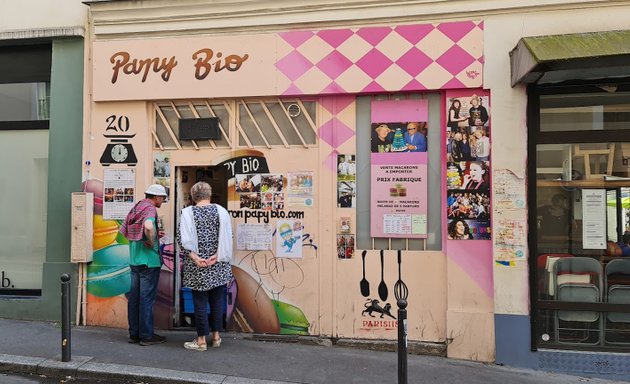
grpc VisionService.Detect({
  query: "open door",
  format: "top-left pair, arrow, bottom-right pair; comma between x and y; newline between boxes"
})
173,165 -> 228,327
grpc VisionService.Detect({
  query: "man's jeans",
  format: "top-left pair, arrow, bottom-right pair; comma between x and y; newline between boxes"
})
127,265 -> 161,340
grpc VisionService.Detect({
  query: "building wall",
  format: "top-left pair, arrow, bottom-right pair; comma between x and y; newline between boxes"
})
0,0 -> 86,31
483,5 -> 630,375
2,0 -> 622,375
0,1 -> 86,319
0,39 -> 85,319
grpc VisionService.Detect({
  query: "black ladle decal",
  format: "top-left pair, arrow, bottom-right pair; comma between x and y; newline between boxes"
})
378,250 -> 388,301
360,250 -> 369,297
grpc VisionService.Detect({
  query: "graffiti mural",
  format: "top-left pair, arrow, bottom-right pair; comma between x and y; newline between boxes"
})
81,152 -> 317,334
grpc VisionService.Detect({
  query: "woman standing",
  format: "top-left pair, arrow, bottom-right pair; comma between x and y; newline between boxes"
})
450,132 -> 464,163
447,99 -> 468,133
178,182 -> 233,351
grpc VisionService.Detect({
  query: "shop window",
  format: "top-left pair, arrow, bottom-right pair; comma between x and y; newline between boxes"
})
154,99 -> 316,149
532,84 -> 630,351
0,82 -> 50,122
0,130 -> 48,293
0,44 -> 50,295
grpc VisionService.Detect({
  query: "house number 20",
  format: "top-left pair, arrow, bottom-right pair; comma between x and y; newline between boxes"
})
105,115 -> 131,132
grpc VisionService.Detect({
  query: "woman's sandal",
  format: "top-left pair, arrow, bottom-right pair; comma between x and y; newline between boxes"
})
211,337 -> 222,348
184,339 -> 207,351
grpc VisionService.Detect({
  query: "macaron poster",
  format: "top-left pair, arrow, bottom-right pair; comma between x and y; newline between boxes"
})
370,99 -> 428,238
82,178 -> 132,298
370,157 -> 428,238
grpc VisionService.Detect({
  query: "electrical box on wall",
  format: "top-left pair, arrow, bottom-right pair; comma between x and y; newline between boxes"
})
71,192 -> 94,263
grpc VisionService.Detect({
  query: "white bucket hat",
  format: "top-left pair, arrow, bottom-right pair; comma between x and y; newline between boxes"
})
145,184 -> 168,196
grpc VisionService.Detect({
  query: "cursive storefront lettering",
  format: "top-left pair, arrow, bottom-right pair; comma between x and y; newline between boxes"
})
192,48 -> 249,80
110,51 -> 178,83
109,48 -> 249,83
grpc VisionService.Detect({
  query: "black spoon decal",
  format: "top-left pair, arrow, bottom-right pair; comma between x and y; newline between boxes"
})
378,250 -> 388,301
360,250 -> 369,297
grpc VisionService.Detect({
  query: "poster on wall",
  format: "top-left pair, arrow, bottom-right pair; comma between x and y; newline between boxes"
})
337,155 -> 356,181
237,223 -> 273,250
582,189 -> 606,249
152,152 -> 171,203
370,99 -> 428,238
276,219 -> 303,258
445,90 -> 492,240
336,234 -> 355,259
287,171 -> 314,207
337,155 -> 356,209
235,173 -> 284,210
103,168 -> 136,220
153,152 -> 171,178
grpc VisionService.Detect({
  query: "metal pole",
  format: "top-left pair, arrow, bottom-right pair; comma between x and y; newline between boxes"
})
61,273 -> 71,362
397,299 -> 408,384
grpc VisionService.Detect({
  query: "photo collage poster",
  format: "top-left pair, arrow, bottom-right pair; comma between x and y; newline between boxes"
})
337,154 -> 356,208
235,173 -> 284,210
336,155 -> 356,259
445,90 -> 491,240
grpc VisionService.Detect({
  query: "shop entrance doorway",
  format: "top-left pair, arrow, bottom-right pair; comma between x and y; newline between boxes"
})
172,164 -> 228,327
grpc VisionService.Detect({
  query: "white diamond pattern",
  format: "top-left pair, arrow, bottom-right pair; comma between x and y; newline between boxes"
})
375,32 -> 414,61
336,33 -> 373,63
297,36 -> 335,64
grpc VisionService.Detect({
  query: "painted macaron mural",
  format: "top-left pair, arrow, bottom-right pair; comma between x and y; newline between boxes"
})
80,158 -> 313,334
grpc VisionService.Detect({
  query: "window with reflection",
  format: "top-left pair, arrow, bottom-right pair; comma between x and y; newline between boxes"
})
533,86 -> 630,350
0,82 -> 50,121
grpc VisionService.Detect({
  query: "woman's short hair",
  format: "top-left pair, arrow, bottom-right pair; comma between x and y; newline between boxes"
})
190,182 -> 212,203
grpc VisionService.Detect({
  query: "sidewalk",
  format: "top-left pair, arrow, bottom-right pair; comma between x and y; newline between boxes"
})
0,318 -> 626,384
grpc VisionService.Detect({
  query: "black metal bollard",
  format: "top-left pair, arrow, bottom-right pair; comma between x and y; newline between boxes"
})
397,299 -> 408,384
394,250 -> 408,384
61,273 -> 71,362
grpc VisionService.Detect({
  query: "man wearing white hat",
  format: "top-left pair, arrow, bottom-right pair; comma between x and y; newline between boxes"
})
120,184 -> 168,346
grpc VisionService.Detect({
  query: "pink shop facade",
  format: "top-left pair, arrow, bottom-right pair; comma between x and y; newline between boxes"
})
83,20 -> 496,360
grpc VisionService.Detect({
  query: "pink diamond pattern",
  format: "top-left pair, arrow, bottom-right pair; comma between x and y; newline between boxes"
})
442,77 -> 467,89
321,95 -> 355,114
361,81 -> 386,93
401,78 -> 427,92
321,81 -> 346,94
279,31 -> 315,48
394,24 -> 435,44
437,21 -> 476,43
282,83 -> 303,96
324,150 -> 340,171
356,26 -> 393,46
317,51 -> 353,80
356,49 -> 393,78
275,21 -> 483,95
276,50 -> 314,81
396,47 -> 433,77
318,118 -> 355,148
435,45 -> 476,75
317,29 -> 354,48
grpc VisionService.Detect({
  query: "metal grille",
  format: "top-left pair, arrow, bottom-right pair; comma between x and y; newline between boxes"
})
154,99 -> 317,150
